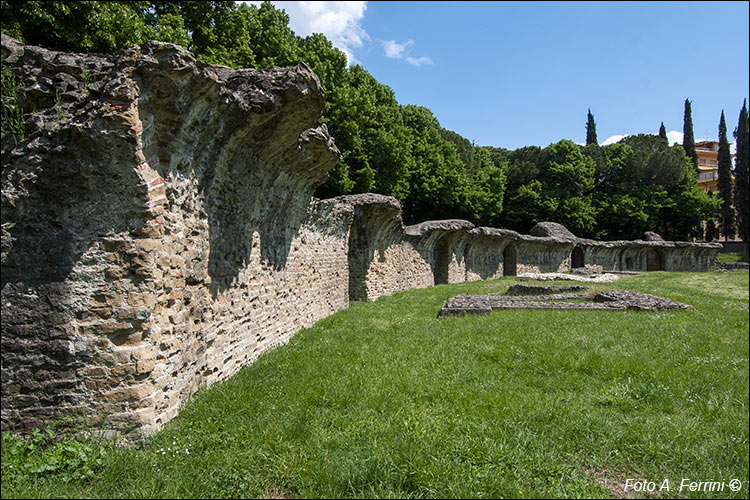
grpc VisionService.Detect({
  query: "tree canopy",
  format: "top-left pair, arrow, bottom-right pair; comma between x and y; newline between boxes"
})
0,1 -> 723,240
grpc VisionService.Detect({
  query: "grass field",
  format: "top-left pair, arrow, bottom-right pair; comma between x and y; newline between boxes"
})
717,252 -> 749,263
2,271 -> 748,499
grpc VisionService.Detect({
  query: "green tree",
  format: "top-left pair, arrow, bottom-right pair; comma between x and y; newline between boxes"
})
734,99 -> 749,242
400,105 -> 469,223
485,146 -> 512,172
717,111 -> 735,240
298,33 -> 352,197
317,64 -> 413,201
683,98 -> 699,172
248,1 -> 300,67
543,140 -> 595,196
540,140 -> 596,235
589,135 -> 718,240
464,146 -> 506,225
501,180 -> 551,233
439,128 -> 475,173
586,108 -> 598,145
1,1 -> 152,54
704,192 -> 718,241
622,134 -> 717,240
499,146 -> 546,232
298,32 -> 347,95
150,12 -> 191,47
659,122 -> 667,142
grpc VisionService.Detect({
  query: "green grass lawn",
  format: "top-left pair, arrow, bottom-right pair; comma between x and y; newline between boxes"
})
2,271 -> 748,499
717,252 -> 749,263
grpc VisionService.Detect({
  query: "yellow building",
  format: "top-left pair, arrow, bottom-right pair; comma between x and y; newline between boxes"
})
695,140 -> 734,194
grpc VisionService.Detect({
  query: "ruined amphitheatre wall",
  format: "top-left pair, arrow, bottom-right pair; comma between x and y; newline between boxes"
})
576,240 -> 719,272
1,36 -> 352,437
1,37 -> 722,439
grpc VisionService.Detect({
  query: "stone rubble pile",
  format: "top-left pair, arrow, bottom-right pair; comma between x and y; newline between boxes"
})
439,289 -> 693,317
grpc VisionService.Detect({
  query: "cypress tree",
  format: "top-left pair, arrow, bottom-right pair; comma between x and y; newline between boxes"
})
586,108 -> 597,145
683,98 -> 699,172
734,99 -> 749,242
717,110 -> 735,240
705,217 -> 716,241
659,122 -> 667,141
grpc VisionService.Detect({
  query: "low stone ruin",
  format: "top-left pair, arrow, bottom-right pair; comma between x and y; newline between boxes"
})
516,272 -> 623,282
439,287 -> 694,317
0,35 -> 721,439
506,284 -> 587,295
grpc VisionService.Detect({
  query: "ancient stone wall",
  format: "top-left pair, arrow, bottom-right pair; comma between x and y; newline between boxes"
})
343,194 -> 431,302
577,240 -> 719,272
1,37 -> 723,440
464,228 -> 513,281
1,36 -> 346,437
404,220 -> 474,285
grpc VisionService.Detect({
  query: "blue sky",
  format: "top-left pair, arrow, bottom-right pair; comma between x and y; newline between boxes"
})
263,1 -> 749,150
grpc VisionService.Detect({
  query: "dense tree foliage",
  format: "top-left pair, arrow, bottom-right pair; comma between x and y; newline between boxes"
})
584,135 -> 717,240
683,98 -> 699,173
716,111 -> 735,240
735,100 -> 749,242
0,1 -> 722,240
586,109 -> 597,146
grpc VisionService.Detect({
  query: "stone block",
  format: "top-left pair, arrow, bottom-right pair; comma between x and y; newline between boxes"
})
135,359 -> 156,374
130,345 -> 158,361
104,266 -> 129,280
127,292 -> 157,307
82,367 -> 107,378
115,306 -> 151,321
91,307 -> 113,319
132,225 -> 164,239
109,332 -> 143,346
132,253 -> 154,268
96,322 -> 133,335
135,239 -> 163,253
100,383 -> 154,403
100,239 -> 132,252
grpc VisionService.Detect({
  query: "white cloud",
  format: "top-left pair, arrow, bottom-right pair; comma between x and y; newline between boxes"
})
244,1 -> 369,63
601,134 -> 629,146
380,38 -> 433,66
602,131 -> 685,146
666,130 -> 683,146
382,39 -> 413,59
405,56 -> 433,67
600,130 -> 737,154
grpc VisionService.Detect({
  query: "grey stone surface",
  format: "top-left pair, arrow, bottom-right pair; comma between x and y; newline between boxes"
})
439,290 -> 693,317
529,221 -> 578,240
643,231 -> 664,241
506,284 -> 587,295
404,219 -> 475,237
517,272 -> 622,282
593,290 -> 694,310
711,261 -> 750,271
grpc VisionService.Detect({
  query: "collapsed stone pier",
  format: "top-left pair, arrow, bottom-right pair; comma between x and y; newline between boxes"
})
0,36 -> 722,439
